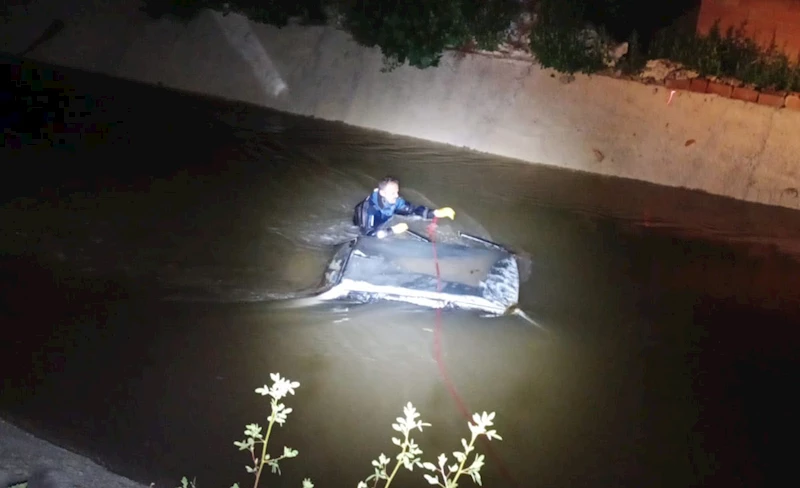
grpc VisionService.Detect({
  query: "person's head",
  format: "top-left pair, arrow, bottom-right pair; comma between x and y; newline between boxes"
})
377,176 -> 400,204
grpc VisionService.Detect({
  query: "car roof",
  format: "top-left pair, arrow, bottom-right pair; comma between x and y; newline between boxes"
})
322,236 -> 519,314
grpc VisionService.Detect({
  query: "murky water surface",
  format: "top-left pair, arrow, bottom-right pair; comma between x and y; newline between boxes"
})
2,57 -> 800,488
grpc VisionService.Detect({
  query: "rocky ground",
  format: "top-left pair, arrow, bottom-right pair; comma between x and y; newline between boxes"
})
0,417 -> 150,488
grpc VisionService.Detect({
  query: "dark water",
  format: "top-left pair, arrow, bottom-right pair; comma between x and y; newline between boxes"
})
2,55 -> 800,488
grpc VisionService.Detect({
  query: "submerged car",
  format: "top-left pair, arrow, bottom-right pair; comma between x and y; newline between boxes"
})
312,229 -> 520,316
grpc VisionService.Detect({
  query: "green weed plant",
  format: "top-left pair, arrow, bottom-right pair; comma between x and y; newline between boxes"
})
176,373 -> 503,488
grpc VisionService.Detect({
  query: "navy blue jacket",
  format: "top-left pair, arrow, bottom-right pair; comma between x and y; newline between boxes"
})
353,189 -> 434,236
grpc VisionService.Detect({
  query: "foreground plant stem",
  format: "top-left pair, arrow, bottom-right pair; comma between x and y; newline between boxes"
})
383,437 -> 408,488
254,403 -> 277,488
450,433 -> 477,486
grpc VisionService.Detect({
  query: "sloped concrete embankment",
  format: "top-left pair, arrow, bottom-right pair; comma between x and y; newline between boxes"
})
0,417 -> 148,488
3,0 -> 800,210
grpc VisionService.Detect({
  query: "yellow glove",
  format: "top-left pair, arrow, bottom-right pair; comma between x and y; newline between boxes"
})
433,207 -> 455,220
390,222 -> 409,234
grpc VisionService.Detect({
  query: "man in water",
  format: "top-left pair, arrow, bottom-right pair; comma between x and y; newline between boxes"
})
353,176 -> 455,238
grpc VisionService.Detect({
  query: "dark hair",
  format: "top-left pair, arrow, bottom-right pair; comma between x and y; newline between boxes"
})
377,176 -> 399,190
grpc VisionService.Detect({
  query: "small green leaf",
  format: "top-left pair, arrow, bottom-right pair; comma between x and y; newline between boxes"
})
424,473 -> 440,485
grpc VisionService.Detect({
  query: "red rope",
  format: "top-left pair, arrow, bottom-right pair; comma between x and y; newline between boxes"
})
426,217 -> 518,487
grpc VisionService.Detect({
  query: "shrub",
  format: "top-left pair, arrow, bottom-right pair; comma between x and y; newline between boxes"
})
617,30 -> 648,75
140,0 -> 521,70
649,19 -> 800,91
140,0 -> 800,88
340,0 -> 521,70
527,0 -> 612,75
176,373 -> 503,488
